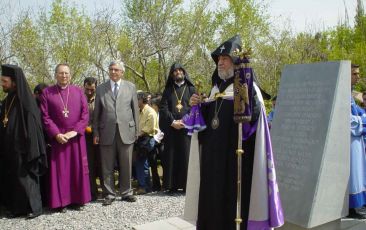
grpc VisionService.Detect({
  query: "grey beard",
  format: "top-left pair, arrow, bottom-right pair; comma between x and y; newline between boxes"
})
218,68 -> 234,80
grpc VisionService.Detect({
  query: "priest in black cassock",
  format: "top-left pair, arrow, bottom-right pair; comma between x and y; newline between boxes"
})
196,35 -> 259,230
159,63 -> 195,192
190,35 -> 283,230
0,64 -> 47,218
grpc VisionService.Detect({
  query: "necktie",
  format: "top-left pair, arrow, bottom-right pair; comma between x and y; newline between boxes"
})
114,82 -> 119,98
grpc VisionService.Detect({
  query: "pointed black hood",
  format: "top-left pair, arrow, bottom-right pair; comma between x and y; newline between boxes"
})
164,63 -> 194,88
210,36 -> 271,100
1,64 -> 47,175
211,34 -> 242,65
211,35 -> 242,86
1,64 -> 39,120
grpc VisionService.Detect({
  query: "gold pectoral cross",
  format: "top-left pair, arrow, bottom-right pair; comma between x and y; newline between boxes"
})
63,108 -> 69,118
3,117 -> 8,127
176,100 -> 183,112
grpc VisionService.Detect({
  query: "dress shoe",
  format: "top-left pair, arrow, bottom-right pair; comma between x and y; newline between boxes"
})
166,189 -> 178,195
68,205 -> 84,211
360,206 -> 366,213
347,212 -> 366,219
102,198 -> 114,206
347,208 -> 366,219
134,188 -> 147,195
121,195 -> 137,202
6,213 -> 18,218
152,186 -> 161,192
26,212 -> 41,219
55,207 -> 67,213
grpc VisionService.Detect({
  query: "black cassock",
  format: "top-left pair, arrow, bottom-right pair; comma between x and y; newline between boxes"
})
197,78 -> 260,230
0,93 -> 46,216
159,81 -> 195,191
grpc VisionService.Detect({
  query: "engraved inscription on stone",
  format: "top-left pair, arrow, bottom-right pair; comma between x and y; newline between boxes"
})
272,61 -> 350,228
273,80 -> 332,192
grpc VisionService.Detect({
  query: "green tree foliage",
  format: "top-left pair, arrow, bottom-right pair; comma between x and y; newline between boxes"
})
218,0 -> 270,45
318,0 -> 366,92
87,8 -> 122,83
11,15 -> 48,87
169,0 -> 218,92
354,0 -> 366,88
122,0 -> 216,93
47,0 -> 92,84
122,0 -> 183,92
3,0 -> 366,100
0,24 -> 13,64
11,0 -> 92,86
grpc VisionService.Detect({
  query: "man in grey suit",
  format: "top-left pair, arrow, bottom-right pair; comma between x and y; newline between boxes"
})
93,60 -> 139,205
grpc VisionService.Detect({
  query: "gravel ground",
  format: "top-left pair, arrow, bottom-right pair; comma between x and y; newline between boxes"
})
0,192 -> 185,230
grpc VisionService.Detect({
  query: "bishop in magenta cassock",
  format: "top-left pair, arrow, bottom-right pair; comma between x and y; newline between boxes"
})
40,64 -> 91,210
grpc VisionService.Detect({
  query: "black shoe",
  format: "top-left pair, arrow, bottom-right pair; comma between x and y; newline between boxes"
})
134,188 -> 147,195
347,212 -> 366,219
26,212 -> 41,219
68,205 -> 84,211
121,195 -> 137,202
152,187 -> 161,192
347,208 -> 366,219
166,189 -> 178,195
102,198 -> 114,206
55,207 -> 67,213
359,206 -> 366,213
6,213 -> 18,218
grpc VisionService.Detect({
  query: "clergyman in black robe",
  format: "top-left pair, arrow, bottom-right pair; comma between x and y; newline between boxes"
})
0,64 -> 47,218
195,35 -> 268,230
159,63 -> 195,192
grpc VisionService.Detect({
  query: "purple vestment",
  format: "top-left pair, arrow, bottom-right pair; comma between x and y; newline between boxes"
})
182,105 -> 207,135
40,85 -> 91,208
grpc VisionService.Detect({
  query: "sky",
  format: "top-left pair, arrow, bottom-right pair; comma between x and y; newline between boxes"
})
1,0 -> 363,33
269,0 -> 360,32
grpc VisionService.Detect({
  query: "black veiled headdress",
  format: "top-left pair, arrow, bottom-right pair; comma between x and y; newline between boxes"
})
164,63 -> 194,88
211,35 -> 242,65
210,35 -> 271,99
2,64 -> 42,126
1,64 -> 47,175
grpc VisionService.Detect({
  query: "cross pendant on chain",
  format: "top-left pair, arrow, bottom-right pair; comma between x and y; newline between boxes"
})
63,108 -> 69,118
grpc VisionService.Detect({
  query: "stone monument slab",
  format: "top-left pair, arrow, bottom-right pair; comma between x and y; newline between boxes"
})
271,61 -> 350,228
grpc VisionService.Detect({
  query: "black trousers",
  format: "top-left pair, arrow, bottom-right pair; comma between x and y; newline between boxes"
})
148,143 -> 163,191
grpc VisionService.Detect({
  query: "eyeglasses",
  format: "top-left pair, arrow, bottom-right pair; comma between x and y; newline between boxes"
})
109,68 -> 122,72
57,71 -> 70,75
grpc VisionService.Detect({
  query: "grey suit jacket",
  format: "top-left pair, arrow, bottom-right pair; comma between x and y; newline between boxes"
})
93,79 -> 139,145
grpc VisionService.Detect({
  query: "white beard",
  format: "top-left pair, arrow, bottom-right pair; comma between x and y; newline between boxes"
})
218,67 -> 234,80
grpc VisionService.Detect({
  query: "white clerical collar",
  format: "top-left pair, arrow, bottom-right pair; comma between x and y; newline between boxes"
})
110,79 -> 122,89
57,84 -> 69,90
205,83 -> 234,102
174,80 -> 185,87
204,82 -> 264,107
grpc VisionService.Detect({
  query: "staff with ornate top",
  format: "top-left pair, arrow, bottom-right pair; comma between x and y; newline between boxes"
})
232,47 -> 253,230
